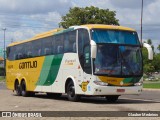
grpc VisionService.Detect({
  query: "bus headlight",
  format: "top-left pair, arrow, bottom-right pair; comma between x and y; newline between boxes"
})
134,82 -> 143,86
134,78 -> 143,86
93,80 -> 108,86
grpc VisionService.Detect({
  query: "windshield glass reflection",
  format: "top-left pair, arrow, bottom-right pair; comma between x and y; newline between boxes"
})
91,29 -> 140,45
94,44 -> 142,76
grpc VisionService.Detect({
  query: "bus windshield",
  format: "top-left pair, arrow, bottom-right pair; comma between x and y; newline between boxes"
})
94,44 -> 142,76
91,29 -> 142,77
91,29 -> 140,45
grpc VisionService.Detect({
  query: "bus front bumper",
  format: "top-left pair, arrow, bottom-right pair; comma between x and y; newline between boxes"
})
91,85 -> 143,96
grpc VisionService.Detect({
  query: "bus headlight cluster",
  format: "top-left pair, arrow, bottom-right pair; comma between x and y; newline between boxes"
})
134,78 -> 143,86
93,80 -> 108,86
134,82 -> 143,86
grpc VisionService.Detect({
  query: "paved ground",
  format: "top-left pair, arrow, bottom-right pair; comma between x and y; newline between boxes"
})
0,81 -> 6,90
0,82 -> 159,120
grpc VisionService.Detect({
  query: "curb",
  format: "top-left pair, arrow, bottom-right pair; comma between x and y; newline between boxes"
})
143,88 -> 160,91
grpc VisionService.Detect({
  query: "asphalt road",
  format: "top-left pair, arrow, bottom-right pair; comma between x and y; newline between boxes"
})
0,82 -> 6,90
0,82 -> 159,120
0,82 -> 160,111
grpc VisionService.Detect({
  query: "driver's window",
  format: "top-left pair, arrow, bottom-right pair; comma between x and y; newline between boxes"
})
78,29 -> 91,74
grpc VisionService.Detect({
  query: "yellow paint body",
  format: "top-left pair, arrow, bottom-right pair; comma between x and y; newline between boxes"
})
6,57 -> 45,91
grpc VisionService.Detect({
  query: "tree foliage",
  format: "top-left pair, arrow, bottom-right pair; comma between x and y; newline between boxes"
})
142,39 -> 160,74
147,39 -> 152,45
59,6 -> 119,28
157,44 -> 160,53
147,39 -> 154,53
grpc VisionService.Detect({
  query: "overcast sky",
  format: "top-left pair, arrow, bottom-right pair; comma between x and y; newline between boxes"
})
0,0 -> 160,56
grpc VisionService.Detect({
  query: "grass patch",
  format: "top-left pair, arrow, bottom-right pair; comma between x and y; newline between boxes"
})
0,77 -> 5,82
143,83 -> 160,89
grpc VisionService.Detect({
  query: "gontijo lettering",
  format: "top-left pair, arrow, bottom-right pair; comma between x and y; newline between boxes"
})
19,61 -> 37,69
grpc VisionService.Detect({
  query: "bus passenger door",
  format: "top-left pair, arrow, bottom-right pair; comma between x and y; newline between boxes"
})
78,29 -> 92,93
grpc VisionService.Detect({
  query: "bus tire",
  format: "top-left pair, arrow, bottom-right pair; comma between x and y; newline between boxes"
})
67,81 -> 80,102
21,80 -> 29,97
15,81 -> 21,96
105,95 -> 119,103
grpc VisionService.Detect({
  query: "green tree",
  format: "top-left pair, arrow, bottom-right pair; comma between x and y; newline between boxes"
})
152,53 -> 160,71
142,48 -> 153,74
147,39 -> 152,45
157,44 -> 160,53
59,6 -> 119,28
142,47 -> 160,74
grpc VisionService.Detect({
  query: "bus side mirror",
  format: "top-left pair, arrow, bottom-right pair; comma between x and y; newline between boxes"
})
91,40 -> 97,58
143,42 -> 153,60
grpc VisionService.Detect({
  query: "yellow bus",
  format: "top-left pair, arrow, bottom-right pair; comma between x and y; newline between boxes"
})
6,24 -> 153,102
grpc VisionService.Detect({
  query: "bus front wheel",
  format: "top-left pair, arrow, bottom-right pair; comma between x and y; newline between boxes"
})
105,95 -> 119,103
67,81 -> 80,102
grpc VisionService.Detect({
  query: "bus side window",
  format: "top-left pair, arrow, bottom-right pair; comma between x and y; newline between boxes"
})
41,36 -> 53,56
64,31 -> 76,53
69,31 -> 76,53
27,51 -> 32,57
57,46 -> 63,54
44,48 -> 51,55
18,53 -> 23,59
38,49 -> 41,56
32,39 -> 42,57
25,42 -> 33,58
15,44 -> 24,60
52,36 -> 56,54
55,34 -> 64,54
73,42 -> 76,52
7,46 -> 16,60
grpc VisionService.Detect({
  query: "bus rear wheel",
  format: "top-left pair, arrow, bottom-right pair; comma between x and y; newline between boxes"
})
21,80 -> 29,97
67,81 -> 80,102
105,95 -> 119,103
15,81 -> 21,96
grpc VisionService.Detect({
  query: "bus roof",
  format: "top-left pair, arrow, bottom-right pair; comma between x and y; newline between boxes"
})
8,24 -> 136,47
8,28 -> 63,47
81,24 -> 136,31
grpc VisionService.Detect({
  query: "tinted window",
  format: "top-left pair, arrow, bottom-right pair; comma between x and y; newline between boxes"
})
94,44 -> 142,76
64,31 -> 76,53
78,29 -> 90,56
78,29 -> 91,74
32,39 -> 42,57
25,42 -> 33,58
7,47 -> 15,60
55,34 -> 64,54
16,44 -> 24,59
92,29 -> 140,45
7,31 -> 77,60
41,37 -> 53,56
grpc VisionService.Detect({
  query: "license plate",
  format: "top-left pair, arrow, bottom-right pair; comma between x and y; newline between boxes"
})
117,89 -> 125,92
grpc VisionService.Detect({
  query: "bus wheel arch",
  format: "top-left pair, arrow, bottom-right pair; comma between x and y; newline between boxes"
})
14,79 -> 21,96
65,78 -> 73,93
65,78 -> 80,102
